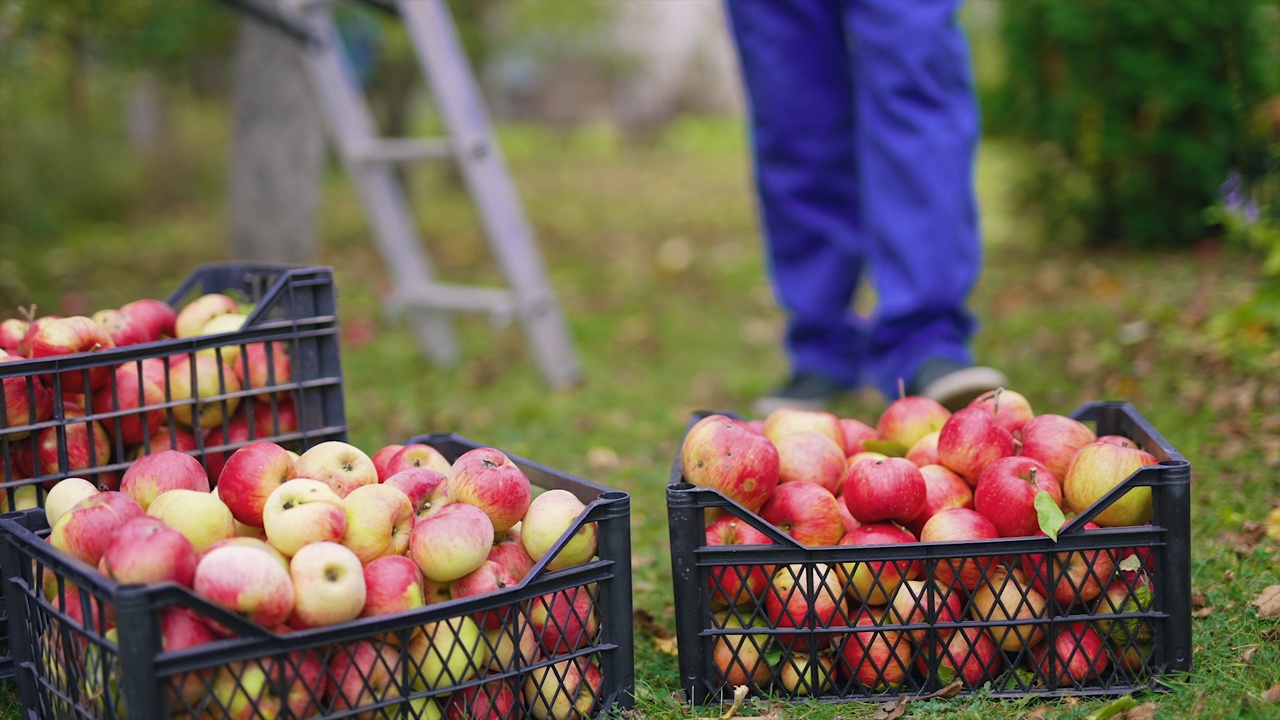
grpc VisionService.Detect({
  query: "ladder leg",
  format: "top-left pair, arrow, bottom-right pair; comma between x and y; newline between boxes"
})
398,0 -> 582,387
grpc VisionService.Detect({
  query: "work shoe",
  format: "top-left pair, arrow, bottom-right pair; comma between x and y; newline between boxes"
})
908,357 -> 1008,412
752,372 -> 848,417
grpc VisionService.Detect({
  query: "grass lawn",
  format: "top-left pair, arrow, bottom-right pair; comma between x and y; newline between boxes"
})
1,115 -> 1277,719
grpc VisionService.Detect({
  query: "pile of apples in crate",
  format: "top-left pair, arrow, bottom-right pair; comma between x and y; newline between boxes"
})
681,389 -> 1157,692
1,292 -> 298,499
41,438 -> 601,719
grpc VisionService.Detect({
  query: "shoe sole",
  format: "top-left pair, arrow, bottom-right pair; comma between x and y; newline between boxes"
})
920,366 -> 1010,412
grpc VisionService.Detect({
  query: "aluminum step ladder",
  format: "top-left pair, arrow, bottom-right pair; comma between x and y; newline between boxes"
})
226,0 -> 581,387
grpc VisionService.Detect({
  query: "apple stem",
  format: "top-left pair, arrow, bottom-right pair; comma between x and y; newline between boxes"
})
17,304 -> 36,324
897,378 -> 906,400
991,387 -> 1004,415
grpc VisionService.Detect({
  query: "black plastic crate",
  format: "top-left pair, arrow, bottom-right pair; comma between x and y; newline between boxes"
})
0,262 -> 349,677
0,432 -> 635,719
666,401 -> 1191,703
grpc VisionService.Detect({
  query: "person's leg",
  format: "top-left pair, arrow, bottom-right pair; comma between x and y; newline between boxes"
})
847,0 -> 997,402
725,0 -> 867,408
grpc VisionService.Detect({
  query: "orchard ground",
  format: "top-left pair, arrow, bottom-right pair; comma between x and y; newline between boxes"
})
2,116 -> 1277,719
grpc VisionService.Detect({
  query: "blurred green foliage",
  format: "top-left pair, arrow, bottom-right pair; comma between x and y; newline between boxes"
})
992,0 -> 1278,249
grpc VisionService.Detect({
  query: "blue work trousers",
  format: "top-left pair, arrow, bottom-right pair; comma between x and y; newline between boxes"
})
726,0 -> 981,398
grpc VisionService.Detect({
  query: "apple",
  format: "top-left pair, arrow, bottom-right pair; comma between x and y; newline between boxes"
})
973,455 -> 1062,538
840,606 -> 914,690
89,359 -> 168,445
774,430 -> 847,494
0,484 -> 38,513
885,579 -> 966,644
836,523 -> 921,606
450,560 -> 518,630
193,543 -> 295,632
710,610 -> 772,688
147,488 -> 237,554
423,577 -> 452,605
918,625 -> 1002,689
680,414 -> 780,513
119,449 -> 211,511
118,298 -> 177,341
411,501 -> 495,582
234,339 -> 292,399
157,606 -> 219,707
760,481 -> 844,546
764,563 -> 844,654
210,648 -> 327,719
485,620 -> 539,672
199,536 -> 290,573
529,585 -> 600,654
521,488 -> 598,571
292,440 -> 378,498
28,315 -> 116,393
215,440 -> 296,527
445,679 -> 518,720
1019,519 -> 1116,608
361,554 -> 426,618
903,464 -> 973,537
288,541 -> 366,628
196,312 -> 248,366
384,442 -> 453,477
30,414 -> 116,490
966,387 -> 1035,435
175,292 -> 240,339
845,450 -> 888,472
0,317 -> 28,352
489,525 -> 537,582
261,477 -> 347,557
705,515 -> 773,608
168,354 -> 242,429
778,651 -> 835,695
90,308 -> 150,348
384,466 -> 451,519
1030,621 -> 1108,687
326,640 -> 407,715
18,313 -> 61,357
523,657 -> 603,720
904,430 -> 941,467
936,407 -> 1016,485
843,456 -> 926,525
1019,413 -> 1098,481
1,368 -> 54,439
102,516 -> 197,587
247,392 -> 299,436
406,614 -> 487,690
839,417 -> 878,456
44,477 -> 99,527
371,443 -> 405,481
762,407 -> 845,448
336,482 -> 413,563
918,507 -> 1000,592
1063,440 -> 1159,527
968,566 -> 1047,651
875,395 -> 951,454
836,493 -> 861,534
1095,568 -> 1154,651
199,411 -> 254,482
449,446 -> 532,532
129,425 -> 201,460
48,491 -> 144,567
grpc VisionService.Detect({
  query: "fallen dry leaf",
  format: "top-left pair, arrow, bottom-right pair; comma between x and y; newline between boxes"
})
1241,646 -> 1259,663
1125,701 -> 1158,719
633,609 -> 674,640
1026,708 -> 1050,720
1193,606 -> 1216,619
1263,684 -> 1280,702
1191,588 -> 1208,608
653,635 -> 678,656
871,695 -> 908,720
919,679 -> 964,700
1253,585 -> 1280,618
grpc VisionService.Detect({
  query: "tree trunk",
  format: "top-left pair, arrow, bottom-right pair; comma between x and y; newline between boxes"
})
227,11 -> 325,264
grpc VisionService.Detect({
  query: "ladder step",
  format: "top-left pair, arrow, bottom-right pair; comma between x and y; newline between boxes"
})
352,137 -> 453,164
390,283 -> 517,318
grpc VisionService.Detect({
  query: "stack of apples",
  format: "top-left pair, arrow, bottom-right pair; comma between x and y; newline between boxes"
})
1,291 -> 301,507
680,388 -> 1159,695
38,438 -> 605,720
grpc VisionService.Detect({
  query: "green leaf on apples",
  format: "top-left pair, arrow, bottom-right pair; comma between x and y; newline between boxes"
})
763,649 -> 785,668
936,663 -> 956,685
1035,491 -> 1066,542
1119,553 -> 1143,572
862,439 -> 908,457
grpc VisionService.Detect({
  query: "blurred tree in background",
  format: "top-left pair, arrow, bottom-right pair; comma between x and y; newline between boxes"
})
992,0 -> 1278,249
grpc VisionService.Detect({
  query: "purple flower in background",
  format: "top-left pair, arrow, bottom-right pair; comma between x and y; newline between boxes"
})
1221,170 -> 1260,223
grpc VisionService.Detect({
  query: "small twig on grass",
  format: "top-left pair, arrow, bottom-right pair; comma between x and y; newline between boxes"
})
705,685 -> 749,720
1084,694 -> 1138,720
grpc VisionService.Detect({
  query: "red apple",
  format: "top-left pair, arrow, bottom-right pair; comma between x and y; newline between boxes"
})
760,481 -> 844,546
1019,519 -> 1116,608
410,502 -> 494,582
384,466 -> 451,519
90,308 -> 150,348
705,514 -> 773,608
843,456 -> 927,526
523,657 -> 602,720
446,679 -> 519,720
1063,440 -> 1159,527
49,491 -> 145,567
215,440 -> 296,528
840,606 -> 914,689
167,354 -> 242,429
102,516 -> 197,587
903,464 -> 973,537
201,411 -> 254,482
1030,621 -> 1108,687
710,611 -> 772,689
838,418 -> 878,457
292,440 -> 378,498
936,407 -> 1016,485
339,482 -> 415,563
118,298 -> 177,341
28,316 -> 116,393
762,407 -> 844,448
966,387 -> 1035,435
774,430 -> 847,494
680,414 -> 780,513
325,640 -> 406,715
1018,413 -> 1097,481
488,527 -> 537,583
449,447 -> 532,532
130,425 -> 201,459
1,367 -> 54,440
528,585 -> 599,654
836,523 -> 921,606
918,625 -> 1002,689
876,395 -> 950,454
89,359 -> 168,445
361,554 -> 425,618
119,449 -> 211,512
918,507 -> 1000,592
904,430 -> 941,467
194,543 -> 296,633
836,494 -> 862,534
31,413 -> 116,490
235,340 -> 292,397
384,442 -> 453,477
973,456 -> 1062,538
18,313 -> 61,357
885,579 -> 966,644
0,317 -> 28,353
371,444 -> 406,481
451,560 -> 518,629
764,563 -> 844,654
